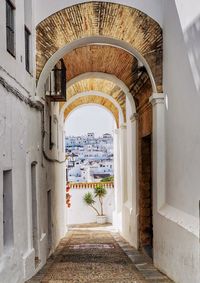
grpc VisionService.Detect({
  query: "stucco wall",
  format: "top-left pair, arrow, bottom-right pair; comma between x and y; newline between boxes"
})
0,0 -> 36,94
67,188 -> 115,225
0,1 -> 67,281
164,1 -> 200,217
153,1 -> 200,282
175,0 -> 200,31
0,82 -> 45,283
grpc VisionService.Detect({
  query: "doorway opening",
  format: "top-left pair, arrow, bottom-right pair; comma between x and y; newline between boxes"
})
3,169 -> 14,251
139,134 -> 153,258
65,105 -> 115,227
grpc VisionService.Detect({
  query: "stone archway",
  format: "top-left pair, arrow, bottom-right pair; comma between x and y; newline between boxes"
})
61,77 -> 127,122
63,96 -> 120,128
36,2 -> 162,93
36,0 -> 163,258
60,90 -> 125,127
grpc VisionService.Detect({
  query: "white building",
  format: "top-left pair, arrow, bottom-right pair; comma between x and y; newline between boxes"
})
66,133 -> 114,182
0,1 -> 200,283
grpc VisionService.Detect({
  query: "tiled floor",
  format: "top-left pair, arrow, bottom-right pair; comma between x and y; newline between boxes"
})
27,225 -> 173,283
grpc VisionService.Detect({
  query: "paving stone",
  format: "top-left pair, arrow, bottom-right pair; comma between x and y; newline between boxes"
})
27,227 -> 173,283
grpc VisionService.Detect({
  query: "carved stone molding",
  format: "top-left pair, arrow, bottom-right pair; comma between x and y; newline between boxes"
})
149,93 -> 165,106
120,123 -> 127,130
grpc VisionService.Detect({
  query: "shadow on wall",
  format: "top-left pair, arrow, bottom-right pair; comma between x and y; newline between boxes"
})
184,15 -> 200,92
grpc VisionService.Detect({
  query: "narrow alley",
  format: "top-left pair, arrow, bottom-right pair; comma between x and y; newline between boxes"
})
0,1 -> 199,282
27,225 -> 172,283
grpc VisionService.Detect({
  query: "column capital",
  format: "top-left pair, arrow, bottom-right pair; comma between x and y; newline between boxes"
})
149,93 -> 165,106
130,113 -> 138,123
119,123 -> 127,130
114,128 -> 119,134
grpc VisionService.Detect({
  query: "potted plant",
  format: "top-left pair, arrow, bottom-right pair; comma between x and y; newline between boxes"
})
83,185 -> 107,224
83,192 -> 100,216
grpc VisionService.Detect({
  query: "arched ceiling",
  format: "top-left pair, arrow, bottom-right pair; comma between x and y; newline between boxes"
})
59,45 -> 135,121
60,77 -> 126,121
36,2 -> 163,91
35,0 -> 163,26
63,45 -> 137,90
63,95 -> 119,127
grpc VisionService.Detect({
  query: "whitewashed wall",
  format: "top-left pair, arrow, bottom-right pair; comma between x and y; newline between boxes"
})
0,84 -> 47,283
67,188 -> 115,225
0,1 -> 67,282
153,1 -> 200,283
0,52 -> 66,283
0,0 -> 35,94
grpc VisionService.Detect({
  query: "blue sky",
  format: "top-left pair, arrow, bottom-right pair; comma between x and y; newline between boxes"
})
65,105 -> 115,137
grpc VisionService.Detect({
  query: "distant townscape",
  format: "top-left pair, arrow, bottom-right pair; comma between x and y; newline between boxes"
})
65,133 -> 114,183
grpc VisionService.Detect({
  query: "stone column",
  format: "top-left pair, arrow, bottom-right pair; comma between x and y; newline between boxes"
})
119,123 -> 127,204
129,113 -> 139,248
129,113 -> 138,203
149,93 -> 166,211
119,123 -> 127,233
113,128 -> 121,229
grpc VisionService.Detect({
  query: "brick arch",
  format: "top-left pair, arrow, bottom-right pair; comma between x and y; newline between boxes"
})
60,77 -> 126,122
36,2 -> 162,91
62,45 -> 138,91
63,95 -> 119,127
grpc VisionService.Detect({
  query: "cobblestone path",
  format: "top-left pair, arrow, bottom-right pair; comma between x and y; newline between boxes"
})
27,228 -> 173,283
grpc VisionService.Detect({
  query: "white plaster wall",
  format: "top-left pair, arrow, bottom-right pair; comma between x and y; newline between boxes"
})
0,0 -> 48,275
153,1 -> 200,282
49,163 -> 66,250
163,0 -> 200,225
0,0 -> 36,96
44,103 -> 67,251
0,80 -> 67,283
34,0 -> 164,26
0,83 -> 47,283
67,188 -> 115,225
0,1 -> 67,280
175,0 -> 200,32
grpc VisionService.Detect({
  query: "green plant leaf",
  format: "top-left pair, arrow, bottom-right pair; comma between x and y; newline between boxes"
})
94,186 -> 107,198
100,176 -> 114,182
83,192 -> 95,205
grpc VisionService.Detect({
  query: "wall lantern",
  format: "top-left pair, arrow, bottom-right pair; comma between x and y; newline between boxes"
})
45,59 -> 67,102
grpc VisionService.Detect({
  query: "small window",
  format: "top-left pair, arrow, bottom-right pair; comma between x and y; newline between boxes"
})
6,0 -> 15,57
25,26 -> 31,72
3,170 -> 13,250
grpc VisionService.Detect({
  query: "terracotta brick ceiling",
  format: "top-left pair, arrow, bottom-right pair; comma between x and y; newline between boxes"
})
63,45 -> 137,90
36,2 -> 163,91
60,77 -> 126,121
63,95 -> 119,127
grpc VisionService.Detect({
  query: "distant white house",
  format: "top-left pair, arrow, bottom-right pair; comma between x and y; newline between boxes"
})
66,133 -> 114,182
